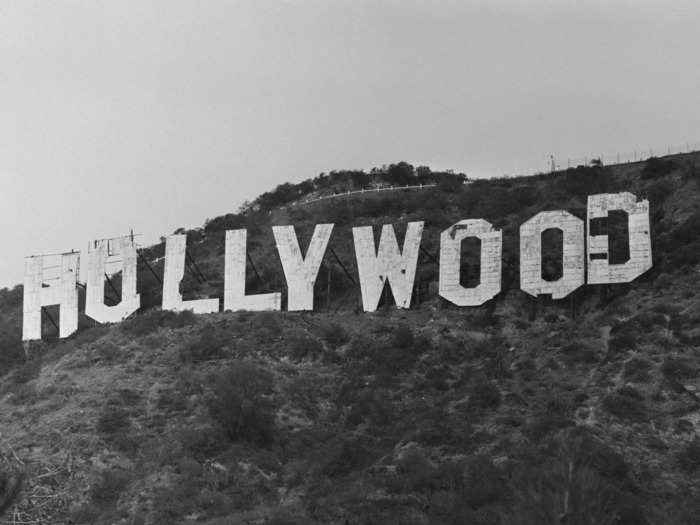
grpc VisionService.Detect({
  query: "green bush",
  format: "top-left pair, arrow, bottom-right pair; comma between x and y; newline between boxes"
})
345,334 -> 375,361
90,469 -> 131,505
0,335 -> 25,377
0,471 -> 23,516
321,437 -> 376,477
251,311 -> 283,341
206,361 -> 275,445
391,323 -> 415,349
667,211 -> 700,247
662,357 -> 696,380
345,331 -> 421,376
161,309 -> 198,329
468,336 -> 504,359
524,414 -> 575,441
122,310 -> 164,336
461,455 -> 504,509
7,383 -> 37,405
95,341 -> 122,363
416,455 -> 504,519
646,179 -> 673,204
289,334 -> 324,361
179,328 -> 229,363
467,309 -> 501,329
558,165 -> 613,197
623,357 -> 654,382
607,332 -> 638,354
157,388 -> 188,413
422,365 -> 450,391
668,240 -> 700,268
71,325 -> 110,347
344,387 -> 393,427
677,438 -> 700,473
393,447 -> 435,492
204,212 -> 248,234
576,435 -> 631,486
69,504 -> 102,524
178,425 -> 229,460
123,309 -> 197,336
96,403 -> 140,454
96,405 -> 130,435
561,341 -> 599,365
435,172 -> 465,192
467,381 -> 501,411
11,358 -> 41,384
318,322 -> 349,347
503,456 -> 621,525
150,479 -> 201,523
642,157 -> 678,180
651,302 -> 682,316
510,184 -> 539,207
264,513 -> 309,525
601,386 -> 648,422
653,274 -> 674,291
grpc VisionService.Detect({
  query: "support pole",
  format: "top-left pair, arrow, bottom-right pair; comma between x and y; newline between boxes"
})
102,273 -> 121,305
326,263 -> 331,312
246,252 -> 262,282
138,252 -> 162,284
104,273 -> 120,299
185,250 -> 207,282
184,259 -> 204,283
41,306 -> 59,333
419,246 -> 439,265
328,247 -> 356,285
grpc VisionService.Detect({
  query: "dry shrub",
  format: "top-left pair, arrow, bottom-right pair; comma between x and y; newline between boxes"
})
206,361 -> 275,446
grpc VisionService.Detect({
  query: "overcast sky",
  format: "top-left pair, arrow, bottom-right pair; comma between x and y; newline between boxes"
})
1,0 -> 700,287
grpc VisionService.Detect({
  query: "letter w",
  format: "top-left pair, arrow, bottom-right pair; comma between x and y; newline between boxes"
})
352,221 -> 424,311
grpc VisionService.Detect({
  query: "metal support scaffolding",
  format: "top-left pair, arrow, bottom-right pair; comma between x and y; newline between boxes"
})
419,246 -> 439,265
246,252 -> 262,282
41,306 -> 59,333
185,250 -> 206,283
328,247 -> 356,285
104,273 -> 120,298
137,252 -> 162,284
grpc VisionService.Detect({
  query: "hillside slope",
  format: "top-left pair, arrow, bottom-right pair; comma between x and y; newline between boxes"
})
0,156 -> 698,524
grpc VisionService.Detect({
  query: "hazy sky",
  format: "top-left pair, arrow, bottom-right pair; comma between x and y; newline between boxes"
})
2,0 -> 700,287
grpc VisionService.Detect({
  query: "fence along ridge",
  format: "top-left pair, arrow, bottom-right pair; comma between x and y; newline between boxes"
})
293,141 -> 700,207
294,182 -> 440,206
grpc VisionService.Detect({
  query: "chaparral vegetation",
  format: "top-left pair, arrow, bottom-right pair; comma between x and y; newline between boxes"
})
0,155 -> 697,524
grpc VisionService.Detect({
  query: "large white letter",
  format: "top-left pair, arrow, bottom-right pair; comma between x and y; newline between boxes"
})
23,252 -> 79,340
520,211 -> 584,299
85,237 -> 140,323
273,224 -> 333,311
224,229 -> 281,311
587,192 -> 652,284
439,219 -> 502,306
352,221 -> 423,312
162,235 -> 219,314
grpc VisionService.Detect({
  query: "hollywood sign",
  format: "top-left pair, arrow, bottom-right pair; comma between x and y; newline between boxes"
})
22,192 -> 652,341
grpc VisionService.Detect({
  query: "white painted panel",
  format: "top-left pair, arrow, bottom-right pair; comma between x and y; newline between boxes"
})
85,237 -> 140,323
352,221 -> 423,311
520,211 -> 584,299
224,229 -> 281,311
273,224 -> 333,311
587,192 -> 652,284
439,219 -> 502,306
22,252 -> 79,340
162,235 -> 219,314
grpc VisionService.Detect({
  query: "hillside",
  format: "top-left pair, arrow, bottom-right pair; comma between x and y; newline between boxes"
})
0,156 -> 698,524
